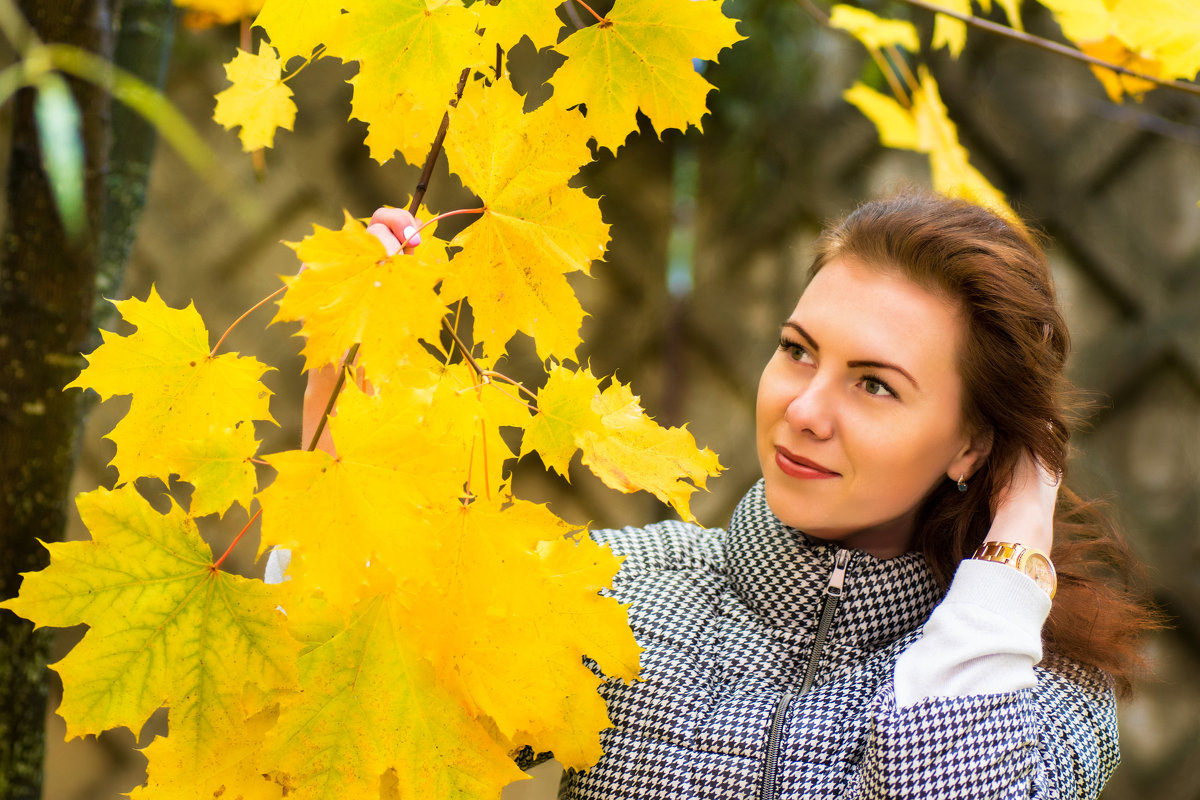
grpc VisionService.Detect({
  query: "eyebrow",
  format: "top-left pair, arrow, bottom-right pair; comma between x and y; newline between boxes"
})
782,321 -> 922,392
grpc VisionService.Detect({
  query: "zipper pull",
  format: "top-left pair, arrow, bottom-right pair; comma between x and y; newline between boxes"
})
825,548 -> 851,598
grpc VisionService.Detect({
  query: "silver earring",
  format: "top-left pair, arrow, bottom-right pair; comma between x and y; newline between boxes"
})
957,474 -> 968,493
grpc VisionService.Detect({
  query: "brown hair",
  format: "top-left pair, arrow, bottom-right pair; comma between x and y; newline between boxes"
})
809,191 -> 1162,696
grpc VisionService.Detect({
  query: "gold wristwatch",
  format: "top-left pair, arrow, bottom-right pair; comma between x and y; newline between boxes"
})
971,541 -> 1057,599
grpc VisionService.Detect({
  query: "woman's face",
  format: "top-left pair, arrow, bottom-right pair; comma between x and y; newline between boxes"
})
755,257 -> 988,557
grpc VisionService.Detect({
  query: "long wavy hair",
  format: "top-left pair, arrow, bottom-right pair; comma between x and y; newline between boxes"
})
809,191 -> 1161,695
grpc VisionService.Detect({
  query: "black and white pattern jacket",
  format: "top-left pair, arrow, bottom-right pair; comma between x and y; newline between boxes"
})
564,480 -> 1119,800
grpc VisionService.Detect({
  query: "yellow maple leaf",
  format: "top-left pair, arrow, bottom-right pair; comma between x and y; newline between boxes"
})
429,362 -> 532,497
253,0 -> 344,62
476,0 -> 565,51
175,0 -> 263,27
829,5 -> 919,51
441,78 -> 609,361
213,45 -> 297,152
1036,0 -> 1111,42
263,592 -> 527,799
578,377 -> 722,522
550,0 -> 744,153
131,705 -> 284,800
325,0 -> 485,165
66,286 -> 274,517
842,83 -> 919,149
929,0 -> 1022,56
1110,0 -> 1200,82
844,71 -> 1014,222
273,211 -> 450,382
412,495 -> 639,768
257,381 -> 481,606
912,67 -> 1015,220
0,486 -> 298,763
1081,36 -> 1162,101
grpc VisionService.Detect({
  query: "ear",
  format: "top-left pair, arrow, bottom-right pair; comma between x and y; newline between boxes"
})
947,426 -> 993,482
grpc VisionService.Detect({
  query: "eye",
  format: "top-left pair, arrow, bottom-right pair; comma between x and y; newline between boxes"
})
861,375 -> 896,398
778,337 -> 813,363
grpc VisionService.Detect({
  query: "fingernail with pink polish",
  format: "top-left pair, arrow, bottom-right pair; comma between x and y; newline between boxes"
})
403,226 -> 422,246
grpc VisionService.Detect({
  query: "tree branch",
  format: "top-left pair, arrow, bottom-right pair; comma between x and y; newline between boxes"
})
891,0 -> 1200,99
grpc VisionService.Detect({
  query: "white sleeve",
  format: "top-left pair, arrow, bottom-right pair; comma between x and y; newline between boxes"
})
264,546 -> 292,584
893,558 -> 1051,709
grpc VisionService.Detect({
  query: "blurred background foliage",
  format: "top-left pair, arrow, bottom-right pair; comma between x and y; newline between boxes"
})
3,0 -> 1199,797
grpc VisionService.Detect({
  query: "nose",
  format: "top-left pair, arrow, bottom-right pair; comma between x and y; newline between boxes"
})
784,375 -> 835,440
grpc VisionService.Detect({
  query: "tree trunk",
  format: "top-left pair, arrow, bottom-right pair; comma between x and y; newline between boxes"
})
0,1 -> 173,797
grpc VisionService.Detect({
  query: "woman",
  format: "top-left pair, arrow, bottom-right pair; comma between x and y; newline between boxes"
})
324,192 -> 1157,798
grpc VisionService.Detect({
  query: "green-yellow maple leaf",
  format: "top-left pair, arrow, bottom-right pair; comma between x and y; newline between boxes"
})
579,377 -> 722,523
830,5 -> 919,51
441,78 -> 608,360
324,0 -> 485,165
263,592 -> 527,800
551,0 -> 744,153
410,495 -> 639,768
521,361 -> 606,477
0,485 -> 298,767
66,286 -> 274,517
213,45 -> 297,152
274,211 -> 450,383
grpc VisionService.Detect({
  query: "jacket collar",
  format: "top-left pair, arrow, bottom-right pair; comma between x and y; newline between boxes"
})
724,480 -> 943,653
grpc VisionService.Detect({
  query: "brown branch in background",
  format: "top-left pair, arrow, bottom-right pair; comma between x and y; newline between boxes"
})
891,0 -> 1200,99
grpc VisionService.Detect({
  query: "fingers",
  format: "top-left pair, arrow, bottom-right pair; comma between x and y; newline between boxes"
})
369,206 -> 422,254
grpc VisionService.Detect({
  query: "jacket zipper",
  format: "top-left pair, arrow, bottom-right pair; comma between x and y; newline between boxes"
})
759,548 -> 853,800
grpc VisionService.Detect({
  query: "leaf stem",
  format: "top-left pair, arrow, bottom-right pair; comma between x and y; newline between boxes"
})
572,0 -> 606,24
888,0 -> 1200,99
213,508 -> 262,570
282,45 -> 327,83
210,285 -> 288,357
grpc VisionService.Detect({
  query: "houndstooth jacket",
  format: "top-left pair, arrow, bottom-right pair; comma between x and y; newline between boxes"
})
563,480 -> 1119,800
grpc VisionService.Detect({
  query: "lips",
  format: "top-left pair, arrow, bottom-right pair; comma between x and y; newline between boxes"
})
774,446 -> 841,479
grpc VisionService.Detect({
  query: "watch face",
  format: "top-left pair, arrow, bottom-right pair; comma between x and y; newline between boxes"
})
1024,552 -> 1056,598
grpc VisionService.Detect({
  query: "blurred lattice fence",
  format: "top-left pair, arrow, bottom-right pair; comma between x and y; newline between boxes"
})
44,4 -> 1200,797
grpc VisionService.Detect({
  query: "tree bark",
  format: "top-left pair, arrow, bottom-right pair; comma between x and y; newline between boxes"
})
0,1 -> 171,797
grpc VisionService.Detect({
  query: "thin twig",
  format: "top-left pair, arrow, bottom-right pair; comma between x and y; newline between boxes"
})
442,317 -> 483,377
891,0 -> 1200,99
410,67 -> 471,214
210,285 -> 287,356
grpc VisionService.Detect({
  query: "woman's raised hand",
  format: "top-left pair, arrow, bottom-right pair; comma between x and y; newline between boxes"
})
365,206 -> 422,255
986,450 -> 1060,555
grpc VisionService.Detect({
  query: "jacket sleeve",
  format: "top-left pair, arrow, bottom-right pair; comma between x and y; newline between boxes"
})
854,659 -> 1118,799
852,560 -> 1119,800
